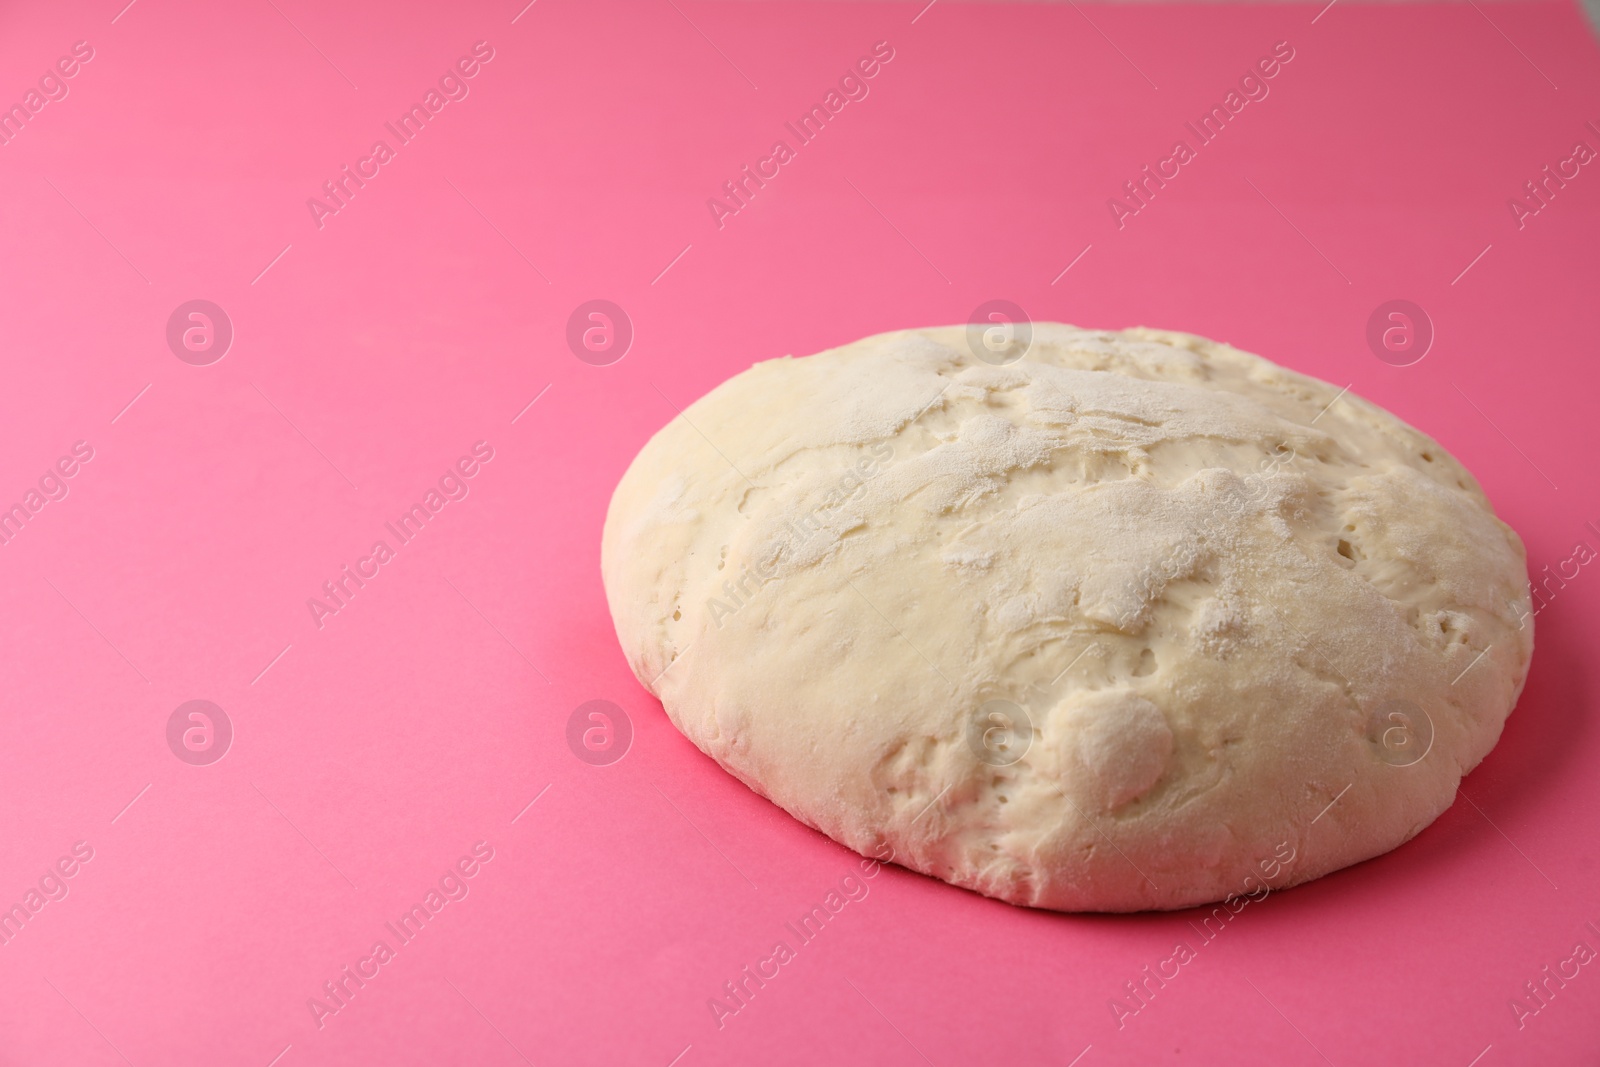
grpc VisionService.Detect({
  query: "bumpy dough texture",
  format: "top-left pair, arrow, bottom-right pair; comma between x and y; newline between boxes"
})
601,325 -> 1533,911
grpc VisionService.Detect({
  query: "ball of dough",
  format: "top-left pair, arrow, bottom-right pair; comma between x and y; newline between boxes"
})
601,325 -> 1532,911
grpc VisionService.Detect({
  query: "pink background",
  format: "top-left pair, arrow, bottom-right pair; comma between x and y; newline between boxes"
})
1,0 -> 1598,1063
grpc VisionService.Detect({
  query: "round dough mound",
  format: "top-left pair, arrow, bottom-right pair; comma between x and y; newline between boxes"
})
601,325 -> 1533,911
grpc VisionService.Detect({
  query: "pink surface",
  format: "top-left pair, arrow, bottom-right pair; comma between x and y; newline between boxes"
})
1,0 -> 1598,1063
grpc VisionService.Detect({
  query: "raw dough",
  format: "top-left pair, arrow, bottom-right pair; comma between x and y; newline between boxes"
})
601,324 -> 1533,911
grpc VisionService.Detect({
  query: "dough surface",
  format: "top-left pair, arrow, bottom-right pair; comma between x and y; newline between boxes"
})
601,324 -> 1533,911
